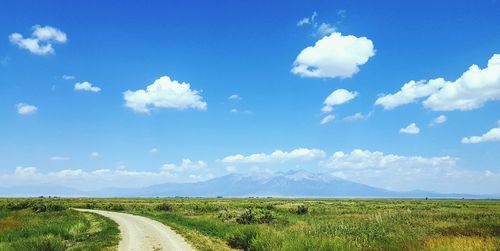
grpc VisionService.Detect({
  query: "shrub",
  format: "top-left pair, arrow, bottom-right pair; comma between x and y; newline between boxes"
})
6,201 -> 32,211
237,208 -> 257,224
236,208 -> 276,224
156,203 -> 174,212
228,227 -> 259,250
105,203 -> 125,211
296,205 -> 309,215
31,203 -> 66,213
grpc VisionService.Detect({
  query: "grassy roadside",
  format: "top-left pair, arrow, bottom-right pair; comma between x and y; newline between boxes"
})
1,198 -> 499,250
0,199 -> 119,251
72,198 -> 500,251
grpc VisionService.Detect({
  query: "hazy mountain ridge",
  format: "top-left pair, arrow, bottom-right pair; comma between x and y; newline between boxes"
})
2,170 -> 495,198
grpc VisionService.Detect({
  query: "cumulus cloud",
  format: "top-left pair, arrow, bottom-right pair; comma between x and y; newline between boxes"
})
321,149 -> 457,170
376,54 -> 500,111
320,114 -> 335,125
74,81 -> 101,92
375,79 -> 446,110
318,149 -> 499,194
161,159 -> 207,172
16,103 -> 37,115
9,25 -> 67,55
462,121 -> 500,144
292,32 -> 375,78
123,76 -> 207,113
322,89 -> 358,113
430,115 -> 447,126
15,166 -> 37,176
400,123 -> 420,134
222,148 -> 325,164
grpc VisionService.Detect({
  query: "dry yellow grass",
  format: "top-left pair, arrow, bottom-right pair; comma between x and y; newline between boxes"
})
422,236 -> 500,251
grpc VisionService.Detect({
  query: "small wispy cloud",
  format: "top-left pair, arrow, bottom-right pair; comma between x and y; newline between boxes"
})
74,81 -> 101,92
400,123 -> 420,134
62,75 -> 75,80
16,103 -> 38,115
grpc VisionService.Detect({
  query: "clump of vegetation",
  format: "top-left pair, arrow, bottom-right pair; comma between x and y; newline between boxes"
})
0,199 -> 119,250
228,227 -> 259,250
104,203 -> 125,211
295,204 -> 309,215
236,208 -> 275,224
156,202 -> 174,212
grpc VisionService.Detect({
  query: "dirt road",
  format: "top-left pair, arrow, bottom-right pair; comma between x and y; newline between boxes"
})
75,208 -> 194,251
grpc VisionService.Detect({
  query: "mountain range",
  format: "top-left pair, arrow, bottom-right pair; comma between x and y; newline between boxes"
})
1,170 -> 496,198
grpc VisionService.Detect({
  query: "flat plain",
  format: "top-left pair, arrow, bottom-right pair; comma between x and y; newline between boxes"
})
1,198 -> 499,250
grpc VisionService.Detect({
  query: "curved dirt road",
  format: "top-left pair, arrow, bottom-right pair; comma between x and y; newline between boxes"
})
75,208 -> 194,251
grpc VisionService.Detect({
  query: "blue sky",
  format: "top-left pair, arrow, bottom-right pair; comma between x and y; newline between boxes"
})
1,0 -> 500,194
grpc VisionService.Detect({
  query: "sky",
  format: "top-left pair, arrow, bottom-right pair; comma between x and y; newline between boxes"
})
1,0 -> 500,194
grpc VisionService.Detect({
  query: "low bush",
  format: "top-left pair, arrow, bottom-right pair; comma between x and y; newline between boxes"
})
156,203 -> 174,212
296,205 -> 309,215
236,208 -> 276,224
228,227 -> 259,250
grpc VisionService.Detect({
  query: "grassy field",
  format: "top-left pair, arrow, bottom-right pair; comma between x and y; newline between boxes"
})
0,199 -> 119,251
1,198 -> 499,251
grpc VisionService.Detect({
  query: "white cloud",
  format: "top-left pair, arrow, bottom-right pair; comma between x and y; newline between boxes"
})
91,169 -> 111,175
9,25 -> 67,55
343,111 -> 373,122
123,76 -> 207,113
48,169 -> 84,177
50,156 -> 69,161
297,17 -> 310,26
297,12 -> 335,36
400,123 -> 420,134
62,75 -> 75,80
292,32 -> 375,78
316,23 -> 336,36
74,81 -> 101,92
321,149 -> 457,170
318,149 -> 500,194
462,121 -> 500,144
375,79 -> 446,110
430,115 -> 447,126
161,159 -> 207,172
320,114 -> 335,125
230,108 -> 238,113
297,12 -> 317,27
322,89 -> 358,113
376,54 -> 500,111
222,148 -> 325,164
15,166 -> 37,176
150,148 -> 158,153
16,103 -> 37,115
90,152 -> 100,157
228,94 -> 241,100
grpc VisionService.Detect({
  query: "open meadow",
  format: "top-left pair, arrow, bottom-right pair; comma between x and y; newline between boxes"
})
1,198 -> 499,250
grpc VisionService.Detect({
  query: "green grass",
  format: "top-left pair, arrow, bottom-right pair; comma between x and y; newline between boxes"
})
0,198 -> 119,251
71,198 -> 500,250
1,198 -> 499,250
